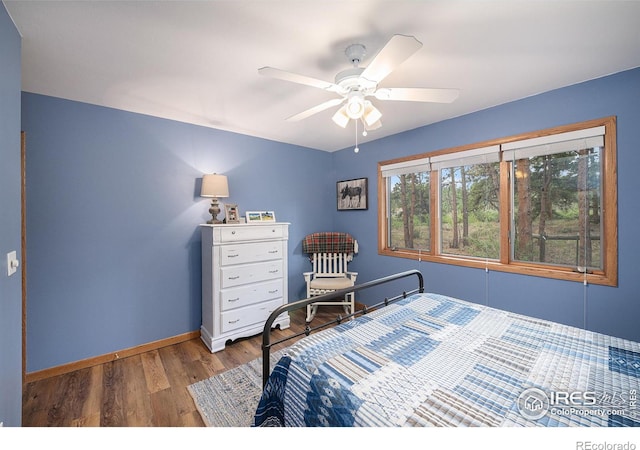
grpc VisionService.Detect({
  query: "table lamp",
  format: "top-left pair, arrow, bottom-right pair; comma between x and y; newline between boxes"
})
201,174 -> 229,224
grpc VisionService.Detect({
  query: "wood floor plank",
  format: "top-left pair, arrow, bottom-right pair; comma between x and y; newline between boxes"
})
140,350 -> 171,394
45,369 -> 91,426
70,412 -> 100,427
22,406 -> 48,428
61,368 -> 93,426
22,376 -> 55,424
180,338 -> 208,362
100,360 -> 126,426
156,346 -> 196,417
183,358 -> 213,386
198,351 -> 225,378
149,388 -> 182,427
80,365 -> 104,423
122,355 -> 154,427
180,410 -> 205,427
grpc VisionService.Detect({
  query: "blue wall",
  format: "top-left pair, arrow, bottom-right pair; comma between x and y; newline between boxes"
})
0,4 -> 23,426
333,67 -> 640,343
22,94 -> 333,372
21,66 -> 640,374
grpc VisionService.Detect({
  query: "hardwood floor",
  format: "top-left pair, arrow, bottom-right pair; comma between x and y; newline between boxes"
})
22,307 -> 341,427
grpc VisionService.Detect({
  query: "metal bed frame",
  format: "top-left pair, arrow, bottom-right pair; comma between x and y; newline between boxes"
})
261,269 -> 424,388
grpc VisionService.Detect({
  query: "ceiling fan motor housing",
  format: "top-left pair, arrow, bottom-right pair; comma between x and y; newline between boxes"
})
345,43 -> 366,65
335,68 -> 376,95
335,43 -> 377,96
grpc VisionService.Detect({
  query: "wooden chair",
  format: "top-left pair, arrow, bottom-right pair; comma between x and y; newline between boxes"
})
302,232 -> 358,323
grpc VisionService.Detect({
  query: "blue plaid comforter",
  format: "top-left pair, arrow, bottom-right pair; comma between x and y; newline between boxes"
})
253,293 -> 640,427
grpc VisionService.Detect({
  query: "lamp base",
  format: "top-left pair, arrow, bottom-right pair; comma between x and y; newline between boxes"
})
207,198 -> 223,224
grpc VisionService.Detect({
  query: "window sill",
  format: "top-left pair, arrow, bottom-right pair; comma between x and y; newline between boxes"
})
378,247 -> 617,287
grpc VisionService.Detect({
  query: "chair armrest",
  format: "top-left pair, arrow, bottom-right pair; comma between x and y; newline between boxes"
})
303,272 -> 313,283
346,271 -> 358,282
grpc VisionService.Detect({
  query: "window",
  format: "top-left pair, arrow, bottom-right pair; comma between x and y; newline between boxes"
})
504,126 -> 605,271
388,171 -> 431,251
378,117 -> 617,286
432,146 -> 501,260
382,158 -> 432,252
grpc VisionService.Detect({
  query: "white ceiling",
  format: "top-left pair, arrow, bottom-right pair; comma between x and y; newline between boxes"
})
5,1 -> 640,152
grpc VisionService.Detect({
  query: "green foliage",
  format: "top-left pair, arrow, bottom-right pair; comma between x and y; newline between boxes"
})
387,149 -> 602,269
473,208 -> 499,223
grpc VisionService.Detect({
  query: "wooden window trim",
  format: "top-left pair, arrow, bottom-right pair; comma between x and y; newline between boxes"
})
378,116 -> 618,287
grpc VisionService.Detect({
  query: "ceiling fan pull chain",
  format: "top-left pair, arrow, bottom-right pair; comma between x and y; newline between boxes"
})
354,119 -> 359,153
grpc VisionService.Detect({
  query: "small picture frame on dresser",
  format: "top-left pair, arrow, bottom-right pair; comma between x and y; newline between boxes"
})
245,211 -> 276,223
260,211 -> 276,222
224,204 -> 240,224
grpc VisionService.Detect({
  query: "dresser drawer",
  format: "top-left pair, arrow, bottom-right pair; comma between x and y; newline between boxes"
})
221,298 -> 283,333
220,260 -> 284,288
217,225 -> 285,242
220,279 -> 283,311
219,241 -> 284,266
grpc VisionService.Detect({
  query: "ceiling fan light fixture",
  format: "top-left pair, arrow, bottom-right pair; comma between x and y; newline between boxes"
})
345,94 -> 365,119
363,101 -> 382,127
331,106 -> 350,128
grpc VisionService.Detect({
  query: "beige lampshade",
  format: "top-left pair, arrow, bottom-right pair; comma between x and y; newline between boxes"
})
331,106 -> 350,128
201,174 -> 229,198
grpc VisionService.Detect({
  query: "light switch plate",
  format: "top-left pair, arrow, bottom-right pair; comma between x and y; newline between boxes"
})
7,251 -> 18,277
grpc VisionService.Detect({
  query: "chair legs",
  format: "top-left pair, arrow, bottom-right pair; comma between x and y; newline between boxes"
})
345,291 -> 355,318
305,292 -> 355,324
305,304 -> 318,323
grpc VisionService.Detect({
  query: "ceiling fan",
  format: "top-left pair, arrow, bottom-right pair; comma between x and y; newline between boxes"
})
258,34 -> 459,131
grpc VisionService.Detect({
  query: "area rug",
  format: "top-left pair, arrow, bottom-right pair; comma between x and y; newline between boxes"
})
188,349 -> 285,427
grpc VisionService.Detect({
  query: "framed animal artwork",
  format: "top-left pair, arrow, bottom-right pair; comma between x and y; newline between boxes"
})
337,178 -> 367,211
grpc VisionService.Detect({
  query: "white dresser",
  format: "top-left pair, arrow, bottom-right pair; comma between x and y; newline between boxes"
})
200,222 -> 290,352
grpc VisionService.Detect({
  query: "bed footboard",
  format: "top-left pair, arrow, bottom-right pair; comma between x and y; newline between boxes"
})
260,269 -> 424,388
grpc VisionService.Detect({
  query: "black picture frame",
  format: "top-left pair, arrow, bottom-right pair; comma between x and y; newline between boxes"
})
337,177 -> 368,211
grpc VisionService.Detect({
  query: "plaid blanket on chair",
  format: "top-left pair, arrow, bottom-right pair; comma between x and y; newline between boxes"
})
302,232 -> 357,254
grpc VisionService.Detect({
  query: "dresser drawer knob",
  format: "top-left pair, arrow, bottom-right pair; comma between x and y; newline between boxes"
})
228,275 -> 240,280
228,319 -> 240,324
228,297 -> 240,302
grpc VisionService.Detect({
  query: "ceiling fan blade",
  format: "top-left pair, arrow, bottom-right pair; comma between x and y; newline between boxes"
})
259,66 -> 341,93
374,87 -> 459,103
360,34 -> 423,84
286,98 -> 345,122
